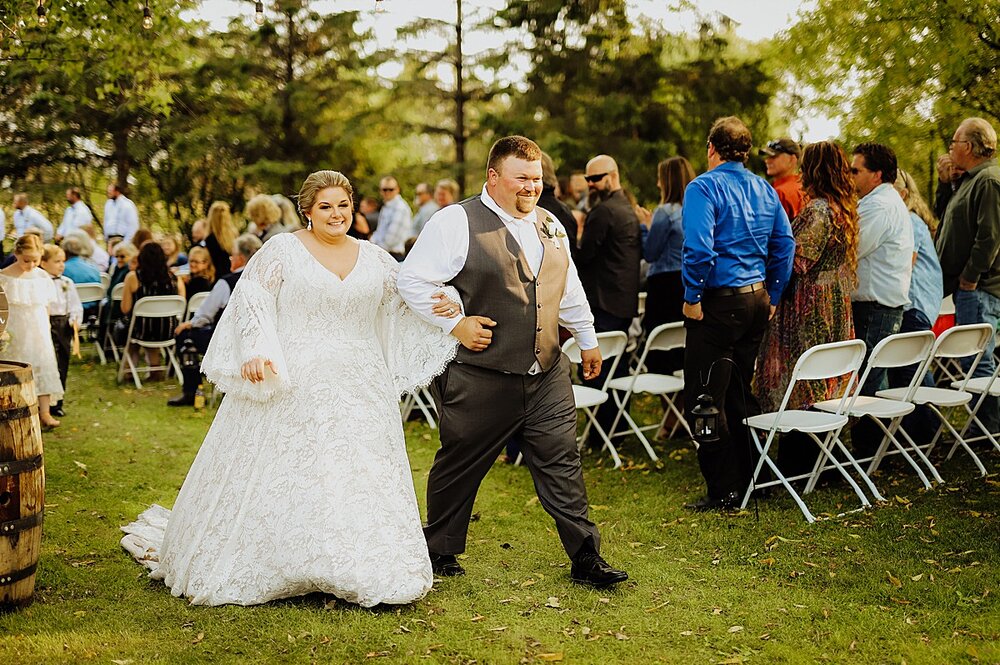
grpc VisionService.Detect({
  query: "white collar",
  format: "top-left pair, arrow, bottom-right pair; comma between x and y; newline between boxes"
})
479,185 -> 538,225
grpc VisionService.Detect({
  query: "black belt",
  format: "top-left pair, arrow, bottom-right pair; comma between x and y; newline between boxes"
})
704,281 -> 765,297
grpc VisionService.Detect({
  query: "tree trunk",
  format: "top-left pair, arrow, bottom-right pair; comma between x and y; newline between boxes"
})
112,124 -> 131,193
454,0 -> 467,197
281,8 -> 298,195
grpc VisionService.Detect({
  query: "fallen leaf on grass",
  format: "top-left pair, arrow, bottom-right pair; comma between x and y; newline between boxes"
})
489,626 -> 508,632
728,625 -> 744,633
192,632 -> 204,645
111,660 -> 133,665
545,597 -> 561,608
471,615 -> 486,622
911,574 -> 923,581
679,631 -> 693,636
537,654 -> 564,662
887,571 -> 902,588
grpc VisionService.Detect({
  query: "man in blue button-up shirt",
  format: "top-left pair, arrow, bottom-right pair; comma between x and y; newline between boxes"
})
681,116 -> 795,511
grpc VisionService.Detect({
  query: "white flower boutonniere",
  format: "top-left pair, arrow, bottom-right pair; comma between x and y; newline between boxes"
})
541,219 -> 567,248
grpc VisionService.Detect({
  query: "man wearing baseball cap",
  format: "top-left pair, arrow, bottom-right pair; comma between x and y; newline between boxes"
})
760,138 -> 805,220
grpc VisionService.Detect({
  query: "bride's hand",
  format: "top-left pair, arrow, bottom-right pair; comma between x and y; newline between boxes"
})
431,292 -> 462,319
240,357 -> 278,384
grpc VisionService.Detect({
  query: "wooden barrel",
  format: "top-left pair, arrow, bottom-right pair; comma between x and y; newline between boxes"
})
0,361 -> 44,609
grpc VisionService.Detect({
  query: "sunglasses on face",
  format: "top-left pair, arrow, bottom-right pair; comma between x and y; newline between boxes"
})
381,187 -> 397,193
584,173 -> 608,184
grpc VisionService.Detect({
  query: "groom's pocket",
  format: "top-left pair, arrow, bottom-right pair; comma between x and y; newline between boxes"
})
431,364 -> 453,407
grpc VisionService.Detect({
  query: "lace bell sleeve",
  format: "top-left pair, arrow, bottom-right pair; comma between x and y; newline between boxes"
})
201,238 -> 289,401
373,246 -> 459,397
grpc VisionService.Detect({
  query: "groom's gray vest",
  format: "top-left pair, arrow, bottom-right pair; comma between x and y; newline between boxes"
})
449,196 -> 569,374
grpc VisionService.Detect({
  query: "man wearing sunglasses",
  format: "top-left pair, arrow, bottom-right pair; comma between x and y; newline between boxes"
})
370,176 -> 413,259
577,154 -> 642,444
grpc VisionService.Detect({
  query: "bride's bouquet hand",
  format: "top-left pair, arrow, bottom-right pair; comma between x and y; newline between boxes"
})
240,357 -> 278,384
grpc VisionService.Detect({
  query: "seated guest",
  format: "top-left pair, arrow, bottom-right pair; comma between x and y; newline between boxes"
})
272,194 -> 302,230
204,201 -> 239,279
131,227 -> 154,250
246,194 -> 288,243
167,233 -> 262,406
190,219 -> 208,246
61,233 -> 102,285
78,224 -> 110,272
99,241 -> 139,346
120,242 -> 186,377
160,232 -> 188,269
753,141 -> 859,477
183,246 -> 216,301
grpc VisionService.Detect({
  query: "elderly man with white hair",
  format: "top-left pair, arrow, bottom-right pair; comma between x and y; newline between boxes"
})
935,117 -> 1000,435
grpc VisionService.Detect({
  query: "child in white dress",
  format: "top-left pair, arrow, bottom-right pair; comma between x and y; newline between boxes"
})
0,235 -> 64,428
41,244 -> 84,417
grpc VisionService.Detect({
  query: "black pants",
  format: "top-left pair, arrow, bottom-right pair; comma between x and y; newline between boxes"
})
177,326 -> 214,396
643,271 -> 685,374
684,289 -> 770,499
581,307 -> 633,438
425,356 -> 600,559
50,315 -> 72,397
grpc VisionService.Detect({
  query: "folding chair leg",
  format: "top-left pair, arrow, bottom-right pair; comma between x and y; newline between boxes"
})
867,416 -> 933,490
807,431 -> 875,508
742,429 -> 815,523
893,424 -> 945,485
929,406 -> 987,477
953,411 -> 1000,456
608,390 -> 660,462
586,408 -> 622,469
168,349 -> 183,386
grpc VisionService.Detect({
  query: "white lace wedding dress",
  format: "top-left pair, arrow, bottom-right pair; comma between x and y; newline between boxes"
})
121,234 -> 457,606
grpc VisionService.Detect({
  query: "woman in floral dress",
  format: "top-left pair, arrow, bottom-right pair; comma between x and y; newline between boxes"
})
754,141 -> 859,474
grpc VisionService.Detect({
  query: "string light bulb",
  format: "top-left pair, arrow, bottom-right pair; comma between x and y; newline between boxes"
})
375,0 -> 386,14
254,1 -> 265,25
36,0 -> 47,27
142,1 -> 153,30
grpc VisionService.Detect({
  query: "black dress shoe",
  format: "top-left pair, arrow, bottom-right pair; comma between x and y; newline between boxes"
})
167,394 -> 196,407
429,553 -> 465,577
570,552 -> 628,588
683,491 -> 741,512
50,404 -> 65,417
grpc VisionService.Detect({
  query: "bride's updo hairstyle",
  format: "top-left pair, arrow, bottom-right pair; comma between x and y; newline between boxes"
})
297,170 -> 354,217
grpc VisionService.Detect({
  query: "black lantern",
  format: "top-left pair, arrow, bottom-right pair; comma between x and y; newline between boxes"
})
691,393 -> 720,446
180,338 -> 199,371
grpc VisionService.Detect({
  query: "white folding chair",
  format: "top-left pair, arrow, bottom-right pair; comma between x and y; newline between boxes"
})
117,295 -> 186,389
931,295 -> 964,386
951,359 -> 1000,455
100,272 -> 111,290
517,332 -> 629,469
184,291 -> 210,322
74,283 -> 106,362
814,331 -> 938,489
877,323 -> 995,478
742,339 -> 878,523
400,387 -> 438,429
607,322 -> 688,462
103,282 -> 126,364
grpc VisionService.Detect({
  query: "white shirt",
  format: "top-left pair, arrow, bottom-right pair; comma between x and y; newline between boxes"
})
853,183 -> 914,307
191,270 -> 242,329
49,275 -> 85,326
58,200 -> 94,237
103,195 -> 140,242
13,206 -> 54,240
397,185 -> 598,352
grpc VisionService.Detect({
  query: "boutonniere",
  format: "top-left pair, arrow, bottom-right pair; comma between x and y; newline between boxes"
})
541,219 -> 567,247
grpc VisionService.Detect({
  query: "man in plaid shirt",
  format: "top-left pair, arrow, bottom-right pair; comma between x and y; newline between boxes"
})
371,176 -> 414,259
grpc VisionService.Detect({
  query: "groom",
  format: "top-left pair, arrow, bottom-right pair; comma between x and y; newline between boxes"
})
398,136 -> 628,588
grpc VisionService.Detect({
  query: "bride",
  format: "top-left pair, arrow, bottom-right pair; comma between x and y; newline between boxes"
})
121,170 -> 460,607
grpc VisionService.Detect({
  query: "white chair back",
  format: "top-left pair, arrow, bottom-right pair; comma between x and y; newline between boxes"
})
131,295 -> 186,320
110,282 -> 126,302
932,323 -> 992,359
637,292 -> 647,317
646,321 -> 685,353
185,291 -> 210,321
847,331 -> 935,410
561,331 -> 627,364
100,273 -> 111,290
75,283 -> 105,305
777,340 -> 867,418
938,295 -> 955,317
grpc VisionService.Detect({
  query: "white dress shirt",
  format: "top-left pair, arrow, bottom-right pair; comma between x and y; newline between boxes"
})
397,185 -> 598,352
13,206 -> 54,240
103,195 -> 140,242
191,269 -> 243,329
853,183 -> 914,307
49,275 -> 85,326
58,200 -> 94,238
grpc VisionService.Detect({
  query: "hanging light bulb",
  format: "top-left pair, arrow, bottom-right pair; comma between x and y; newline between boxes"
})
254,1 -> 265,25
142,0 -> 153,30
36,0 -> 48,27
375,0 -> 386,14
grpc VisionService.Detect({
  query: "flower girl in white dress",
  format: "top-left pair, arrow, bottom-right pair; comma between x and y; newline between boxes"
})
122,171 -> 461,607
0,234 -> 64,429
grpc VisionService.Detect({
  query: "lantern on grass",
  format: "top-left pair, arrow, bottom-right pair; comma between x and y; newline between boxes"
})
691,393 -> 720,446
180,338 -> 199,372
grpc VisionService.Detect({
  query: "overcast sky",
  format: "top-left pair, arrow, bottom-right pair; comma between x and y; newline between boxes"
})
196,0 -> 836,139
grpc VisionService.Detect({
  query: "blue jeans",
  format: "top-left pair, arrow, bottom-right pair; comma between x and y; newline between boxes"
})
852,301 -> 904,396
953,288 -> 1000,433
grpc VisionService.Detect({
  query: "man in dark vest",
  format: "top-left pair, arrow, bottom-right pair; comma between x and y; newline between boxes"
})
167,233 -> 262,407
398,136 -> 628,588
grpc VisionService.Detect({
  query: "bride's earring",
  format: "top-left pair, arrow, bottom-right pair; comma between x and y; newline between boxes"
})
306,217 -> 312,230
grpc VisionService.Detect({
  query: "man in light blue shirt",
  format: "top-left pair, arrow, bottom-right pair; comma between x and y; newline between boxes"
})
681,116 -> 795,512
370,176 -> 413,258
12,193 -> 54,240
103,183 -> 140,243
850,143 -> 914,396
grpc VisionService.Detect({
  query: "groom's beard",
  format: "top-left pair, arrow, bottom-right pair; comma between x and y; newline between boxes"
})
515,193 -> 539,214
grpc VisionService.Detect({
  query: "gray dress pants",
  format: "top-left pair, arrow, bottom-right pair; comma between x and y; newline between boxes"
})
424,355 -> 600,559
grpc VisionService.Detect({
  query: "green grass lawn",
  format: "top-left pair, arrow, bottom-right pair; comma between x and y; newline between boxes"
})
2,358 -> 999,664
